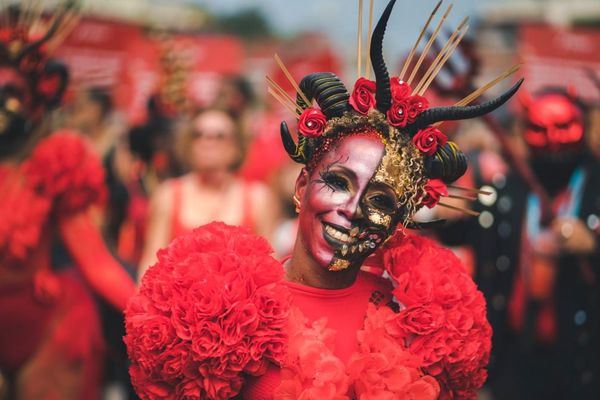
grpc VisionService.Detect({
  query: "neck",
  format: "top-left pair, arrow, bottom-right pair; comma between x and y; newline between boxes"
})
286,235 -> 361,289
193,170 -> 234,190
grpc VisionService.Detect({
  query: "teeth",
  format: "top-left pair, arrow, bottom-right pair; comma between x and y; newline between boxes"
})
351,245 -> 357,253
325,225 -> 351,243
341,244 -> 348,256
358,243 -> 364,252
350,227 -> 359,237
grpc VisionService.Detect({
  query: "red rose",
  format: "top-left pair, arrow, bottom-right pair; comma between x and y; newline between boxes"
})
396,304 -> 445,336
139,315 -> 177,353
390,77 -> 411,101
407,95 -> 429,122
421,179 -> 448,209
159,343 -> 189,379
412,127 -> 447,156
349,77 -> 376,114
298,107 -> 327,138
387,99 -> 410,127
190,322 -> 225,360
37,74 -> 61,99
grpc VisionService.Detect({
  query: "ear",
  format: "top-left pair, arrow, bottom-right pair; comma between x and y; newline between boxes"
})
36,60 -> 69,109
294,168 -> 309,202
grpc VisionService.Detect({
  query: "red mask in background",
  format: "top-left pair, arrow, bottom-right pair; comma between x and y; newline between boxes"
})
523,93 -> 584,155
521,90 -> 587,195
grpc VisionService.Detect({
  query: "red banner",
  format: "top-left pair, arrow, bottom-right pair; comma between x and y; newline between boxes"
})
519,24 -> 600,102
56,17 -> 244,124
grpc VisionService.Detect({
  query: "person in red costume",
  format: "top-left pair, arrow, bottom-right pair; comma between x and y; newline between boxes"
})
0,3 -> 136,399
124,1 -> 522,399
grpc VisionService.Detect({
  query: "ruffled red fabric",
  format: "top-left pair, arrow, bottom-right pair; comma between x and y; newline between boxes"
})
126,224 -> 491,399
24,131 -> 106,214
124,222 -> 290,400
379,233 -> 492,400
0,132 -> 105,265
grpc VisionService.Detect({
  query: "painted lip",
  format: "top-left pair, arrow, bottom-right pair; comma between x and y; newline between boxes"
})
322,222 -> 351,249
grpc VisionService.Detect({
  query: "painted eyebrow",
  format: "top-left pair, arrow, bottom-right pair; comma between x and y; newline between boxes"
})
367,182 -> 399,200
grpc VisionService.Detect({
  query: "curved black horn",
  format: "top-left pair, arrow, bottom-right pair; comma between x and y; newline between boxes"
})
407,78 -> 524,133
280,121 -> 307,163
371,0 -> 396,113
424,141 -> 468,183
297,72 -> 350,119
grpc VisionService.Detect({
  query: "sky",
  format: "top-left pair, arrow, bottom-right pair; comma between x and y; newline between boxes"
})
192,0 -> 498,63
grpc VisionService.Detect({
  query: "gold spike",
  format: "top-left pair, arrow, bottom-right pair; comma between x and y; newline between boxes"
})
357,0 -> 364,79
437,201 -> 480,217
406,3 -> 453,86
413,16 -> 468,95
442,193 -> 477,201
46,10 -> 80,54
274,53 -> 311,107
448,185 -> 493,196
266,76 -> 304,114
267,88 -> 301,118
417,23 -> 469,95
400,0 -> 442,80
365,0 -> 374,79
454,64 -> 521,106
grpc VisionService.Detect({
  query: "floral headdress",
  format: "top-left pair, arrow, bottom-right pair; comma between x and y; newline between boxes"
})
0,1 -> 78,135
269,0 -> 521,221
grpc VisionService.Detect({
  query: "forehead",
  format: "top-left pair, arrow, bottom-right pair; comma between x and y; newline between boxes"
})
316,134 -> 385,177
528,95 -> 582,123
194,110 -> 235,132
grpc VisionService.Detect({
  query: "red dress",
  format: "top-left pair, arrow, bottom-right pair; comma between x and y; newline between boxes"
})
0,132 -> 135,399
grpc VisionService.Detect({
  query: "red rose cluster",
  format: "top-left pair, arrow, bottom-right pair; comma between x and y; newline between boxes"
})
349,76 -> 431,129
124,222 -> 291,400
25,131 -> 107,214
381,234 -> 492,400
0,132 -> 106,265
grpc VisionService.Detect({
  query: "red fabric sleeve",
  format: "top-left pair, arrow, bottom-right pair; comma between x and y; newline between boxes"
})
59,210 -> 136,311
25,131 -> 106,214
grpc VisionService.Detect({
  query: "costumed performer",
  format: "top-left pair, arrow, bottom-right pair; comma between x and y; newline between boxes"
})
0,2 -> 136,398
125,0 -> 522,399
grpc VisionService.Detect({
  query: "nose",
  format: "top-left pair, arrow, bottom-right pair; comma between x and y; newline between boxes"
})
337,192 -> 363,222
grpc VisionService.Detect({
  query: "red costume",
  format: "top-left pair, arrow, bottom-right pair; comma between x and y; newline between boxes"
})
125,0 -> 520,398
0,4 -> 135,398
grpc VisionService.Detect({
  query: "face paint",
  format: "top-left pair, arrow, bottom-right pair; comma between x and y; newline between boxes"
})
524,93 -> 584,154
297,132 -> 405,272
0,67 -> 31,137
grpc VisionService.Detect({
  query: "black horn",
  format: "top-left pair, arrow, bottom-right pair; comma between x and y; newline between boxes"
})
297,72 -> 350,119
407,78 -> 524,134
370,0 -> 396,113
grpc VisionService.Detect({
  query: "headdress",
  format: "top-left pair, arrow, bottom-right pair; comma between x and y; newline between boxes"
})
0,0 -> 78,145
268,0 -> 522,223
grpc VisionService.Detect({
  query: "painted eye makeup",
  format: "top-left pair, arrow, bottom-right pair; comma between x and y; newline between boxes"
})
367,192 -> 396,213
319,171 -> 350,192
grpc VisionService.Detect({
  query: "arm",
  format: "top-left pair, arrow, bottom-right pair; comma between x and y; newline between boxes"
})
59,207 -> 136,311
137,181 -> 173,283
250,182 -> 282,243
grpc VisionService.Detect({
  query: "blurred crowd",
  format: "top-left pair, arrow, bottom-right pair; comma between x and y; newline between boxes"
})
1,1 -> 600,399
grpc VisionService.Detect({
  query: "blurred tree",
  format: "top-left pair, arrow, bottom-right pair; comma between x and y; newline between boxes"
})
213,7 -> 274,41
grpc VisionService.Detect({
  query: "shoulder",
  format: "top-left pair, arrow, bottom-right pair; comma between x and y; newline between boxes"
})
25,130 -> 106,212
125,222 -> 289,399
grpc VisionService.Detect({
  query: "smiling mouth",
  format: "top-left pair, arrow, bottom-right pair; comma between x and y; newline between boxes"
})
322,222 -> 382,257
323,222 -> 356,246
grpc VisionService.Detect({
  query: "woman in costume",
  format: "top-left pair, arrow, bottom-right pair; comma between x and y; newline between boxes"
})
137,106 -> 281,279
0,4 -> 136,398
125,1 -> 522,398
